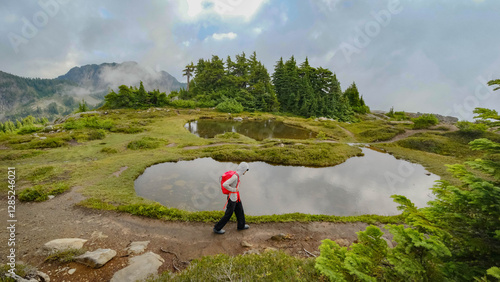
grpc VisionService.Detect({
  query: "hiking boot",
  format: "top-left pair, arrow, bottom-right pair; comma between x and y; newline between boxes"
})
237,224 -> 250,230
213,228 -> 225,234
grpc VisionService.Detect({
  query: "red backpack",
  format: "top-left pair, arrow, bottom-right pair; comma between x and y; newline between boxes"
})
220,171 -> 241,202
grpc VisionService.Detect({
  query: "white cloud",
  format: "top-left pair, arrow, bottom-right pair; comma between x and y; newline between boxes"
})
211,32 -> 237,40
253,27 -> 263,35
181,0 -> 267,21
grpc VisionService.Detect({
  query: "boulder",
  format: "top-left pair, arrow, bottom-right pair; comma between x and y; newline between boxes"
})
75,248 -> 117,268
110,252 -> 164,282
43,126 -> 54,132
43,238 -> 87,254
126,241 -> 150,255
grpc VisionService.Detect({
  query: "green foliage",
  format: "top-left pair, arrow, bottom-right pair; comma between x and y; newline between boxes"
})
44,248 -> 86,263
27,138 -> 66,149
103,82 -> 168,109
101,147 -> 118,154
215,98 -> 244,113
152,250 -> 319,281
63,116 -> 114,130
75,99 -> 90,113
87,129 -> 106,140
412,114 -> 439,129
16,125 -> 42,135
0,263 -> 37,281
214,132 -> 241,139
457,121 -> 488,137
127,137 -> 166,150
317,131 -> 328,140
316,226 -> 388,281
18,186 -> 48,201
386,108 -> 410,121
345,82 -> 370,114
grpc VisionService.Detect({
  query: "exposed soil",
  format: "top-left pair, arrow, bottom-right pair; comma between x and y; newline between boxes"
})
0,187 -> 387,281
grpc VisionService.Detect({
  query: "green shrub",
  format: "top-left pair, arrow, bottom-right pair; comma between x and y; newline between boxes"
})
18,186 -> 47,202
316,131 -> 328,140
412,114 -> 439,129
17,125 -> 42,135
456,121 -> 488,137
169,99 -> 197,109
63,116 -> 114,130
101,147 -> 118,154
87,129 -> 106,140
36,138 -> 65,148
216,98 -> 244,113
127,137 -> 165,150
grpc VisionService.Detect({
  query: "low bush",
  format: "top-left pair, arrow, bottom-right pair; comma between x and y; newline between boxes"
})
412,114 -> 439,129
101,147 -> 118,154
127,137 -> 166,150
216,98 -> 244,113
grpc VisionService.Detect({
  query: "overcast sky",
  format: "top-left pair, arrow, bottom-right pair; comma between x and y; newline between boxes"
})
1,0 -> 499,120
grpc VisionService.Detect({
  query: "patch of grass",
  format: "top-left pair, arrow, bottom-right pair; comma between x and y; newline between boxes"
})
89,202 -> 402,224
26,166 -> 55,182
18,186 -> 48,202
0,263 -> 37,281
151,251 -> 319,281
0,151 -> 44,161
17,125 -> 43,135
344,120 -> 405,142
101,147 -> 118,154
205,143 -> 361,167
16,137 -> 67,149
127,137 -> 167,150
63,116 -> 114,130
87,129 -> 107,140
44,248 -> 86,263
18,183 -> 70,202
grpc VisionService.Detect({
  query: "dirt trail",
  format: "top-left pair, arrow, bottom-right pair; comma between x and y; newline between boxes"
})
371,124 -> 459,144
0,188 -> 383,281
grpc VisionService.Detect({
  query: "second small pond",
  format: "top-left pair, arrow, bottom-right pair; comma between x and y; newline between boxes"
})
184,119 -> 317,141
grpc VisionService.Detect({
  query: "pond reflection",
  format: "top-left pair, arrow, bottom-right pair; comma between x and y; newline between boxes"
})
134,148 -> 439,216
184,119 -> 317,141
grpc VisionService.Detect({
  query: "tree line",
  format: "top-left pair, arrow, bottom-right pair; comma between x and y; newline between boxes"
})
168,52 -> 368,120
103,81 -> 168,109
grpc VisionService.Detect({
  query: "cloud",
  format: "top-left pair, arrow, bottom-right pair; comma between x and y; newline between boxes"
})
211,31 -> 237,40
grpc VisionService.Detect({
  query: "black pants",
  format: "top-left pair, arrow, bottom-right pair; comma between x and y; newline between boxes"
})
214,198 -> 246,231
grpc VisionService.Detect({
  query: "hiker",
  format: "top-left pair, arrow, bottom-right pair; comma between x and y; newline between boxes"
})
213,162 -> 250,234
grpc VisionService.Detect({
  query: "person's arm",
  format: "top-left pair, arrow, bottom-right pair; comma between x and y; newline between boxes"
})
222,174 -> 238,192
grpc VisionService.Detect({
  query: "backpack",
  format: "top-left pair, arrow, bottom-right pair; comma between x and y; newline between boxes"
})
220,171 -> 240,195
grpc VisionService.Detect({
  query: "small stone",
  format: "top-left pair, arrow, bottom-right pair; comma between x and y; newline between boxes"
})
90,231 -> 108,240
48,195 -> 55,200
264,247 -> 278,252
110,252 -> 164,282
75,248 -> 116,268
68,269 -> 76,275
37,270 -> 50,281
126,241 -> 150,255
40,137 -> 47,140
271,233 -> 286,241
43,238 -> 87,254
241,241 -> 253,248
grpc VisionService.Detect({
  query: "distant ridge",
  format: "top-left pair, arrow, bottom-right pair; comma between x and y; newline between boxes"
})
0,62 -> 186,122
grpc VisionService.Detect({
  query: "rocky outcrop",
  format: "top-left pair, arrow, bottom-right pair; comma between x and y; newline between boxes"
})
125,241 -> 150,255
110,252 -> 164,282
42,238 -> 87,254
75,248 -> 117,268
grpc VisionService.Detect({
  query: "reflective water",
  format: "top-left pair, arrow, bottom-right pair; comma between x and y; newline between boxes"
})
184,119 -> 317,141
134,148 -> 439,216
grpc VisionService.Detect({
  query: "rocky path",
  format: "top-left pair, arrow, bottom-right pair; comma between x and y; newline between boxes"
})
0,187 -> 385,281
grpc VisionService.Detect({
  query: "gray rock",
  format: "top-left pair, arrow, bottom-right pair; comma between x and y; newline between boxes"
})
36,271 -> 50,282
264,247 -> 278,252
43,238 -> 87,254
126,241 -> 150,255
44,126 -> 54,132
110,252 -> 164,282
47,195 -> 55,200
75,248 -> 116,268
233,117 -> 243,121
241,241 -> 253,248
39,137 -> 47,140
68,269 -> 76,275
